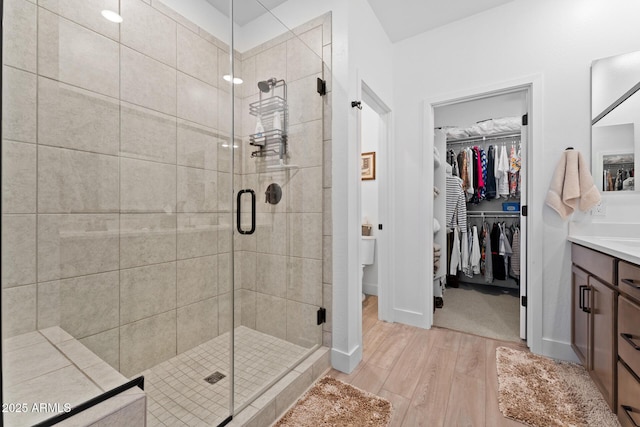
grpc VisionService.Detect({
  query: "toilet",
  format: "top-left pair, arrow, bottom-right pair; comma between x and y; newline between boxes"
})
360,236 -> 376,302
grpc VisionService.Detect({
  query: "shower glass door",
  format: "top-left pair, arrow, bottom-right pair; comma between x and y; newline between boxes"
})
1,0 -> 235,425
229,0 -> 328,417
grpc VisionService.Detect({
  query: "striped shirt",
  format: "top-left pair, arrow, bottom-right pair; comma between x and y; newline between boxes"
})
446,173 -> 467,230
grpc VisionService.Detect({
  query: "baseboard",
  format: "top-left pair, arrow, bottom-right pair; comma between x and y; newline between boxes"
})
330,344 -> 362,374
392,308 -> 428,329
541,337 -> 580,363
363,283 -> 378,296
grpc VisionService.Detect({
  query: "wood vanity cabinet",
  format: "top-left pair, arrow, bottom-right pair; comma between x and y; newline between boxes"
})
571,244 -> 616,411
617,261 -> 640,427
572,244 -> 640,424
571,265 -> 589,364
589,275 -> 616,408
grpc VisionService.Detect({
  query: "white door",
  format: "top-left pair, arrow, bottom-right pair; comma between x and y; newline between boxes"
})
519,108 -> 529,340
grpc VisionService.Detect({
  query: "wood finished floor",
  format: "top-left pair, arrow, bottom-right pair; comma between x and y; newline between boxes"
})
328,296 -> 528,427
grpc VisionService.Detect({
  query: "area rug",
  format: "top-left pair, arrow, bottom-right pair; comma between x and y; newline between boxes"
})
496,346 -> 620,427
273,376 -> 392,426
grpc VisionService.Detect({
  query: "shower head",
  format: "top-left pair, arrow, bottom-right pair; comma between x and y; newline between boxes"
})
258,78 -> 277,93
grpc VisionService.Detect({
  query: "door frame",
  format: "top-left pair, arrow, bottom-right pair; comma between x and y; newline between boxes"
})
359,80 -> 394,323
422,74 -> 544,353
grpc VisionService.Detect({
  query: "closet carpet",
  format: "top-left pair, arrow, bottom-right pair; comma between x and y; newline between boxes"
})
433,283 -> 521,343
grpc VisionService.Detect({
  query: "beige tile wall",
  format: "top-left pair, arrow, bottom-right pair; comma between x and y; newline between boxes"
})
1,0 -> 333,379
236,14 -> 332,349
1,0 -> 238,378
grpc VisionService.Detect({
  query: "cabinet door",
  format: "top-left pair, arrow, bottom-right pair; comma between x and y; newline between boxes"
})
619,295 -> 640,378
589,276 -> 616,411
572,265 -> 590,366
618,361 -> 640,427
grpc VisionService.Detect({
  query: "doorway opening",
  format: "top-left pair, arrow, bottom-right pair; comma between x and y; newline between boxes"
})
432,89 -> 529,344
358,82 -> 392,334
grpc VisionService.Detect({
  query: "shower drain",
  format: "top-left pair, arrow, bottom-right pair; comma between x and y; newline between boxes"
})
204,372 -> 226,385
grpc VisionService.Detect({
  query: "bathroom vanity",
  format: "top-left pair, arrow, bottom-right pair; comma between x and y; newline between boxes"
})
569,228 -> 640,426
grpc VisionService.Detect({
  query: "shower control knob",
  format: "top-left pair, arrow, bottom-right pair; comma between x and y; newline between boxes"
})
265,183 -> 282,205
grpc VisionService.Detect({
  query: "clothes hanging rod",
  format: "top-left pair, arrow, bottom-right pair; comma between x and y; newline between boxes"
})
467,210 -> 520,217
445,131 -> 521,145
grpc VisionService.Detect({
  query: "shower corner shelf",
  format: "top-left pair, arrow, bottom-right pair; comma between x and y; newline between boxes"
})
249,80 -> 288,160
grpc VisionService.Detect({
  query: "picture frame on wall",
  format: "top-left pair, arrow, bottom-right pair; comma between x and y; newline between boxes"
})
361,151 -> 376,180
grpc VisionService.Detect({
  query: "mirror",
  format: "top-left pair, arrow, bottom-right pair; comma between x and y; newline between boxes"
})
591,50 -> 639,192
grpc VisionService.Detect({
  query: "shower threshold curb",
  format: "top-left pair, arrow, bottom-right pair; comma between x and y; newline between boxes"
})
228,347 -> 331,427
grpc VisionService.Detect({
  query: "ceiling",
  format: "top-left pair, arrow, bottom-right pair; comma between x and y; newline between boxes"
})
206,0 -> 515,42
367,0 -> 515,43
205,0 -> 288,26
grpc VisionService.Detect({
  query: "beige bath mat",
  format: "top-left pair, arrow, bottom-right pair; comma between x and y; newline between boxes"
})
496,346 -> 620,427
273,376 -> 392,426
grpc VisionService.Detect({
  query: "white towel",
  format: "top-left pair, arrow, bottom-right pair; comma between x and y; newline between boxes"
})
545,149 -> 601,219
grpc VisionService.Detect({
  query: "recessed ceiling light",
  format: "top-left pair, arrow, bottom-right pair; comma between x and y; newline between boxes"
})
223,75 -> 244,85
101,10 -> 123,23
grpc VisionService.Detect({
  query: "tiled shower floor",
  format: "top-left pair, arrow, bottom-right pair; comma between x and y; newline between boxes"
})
143,326 -> 309,427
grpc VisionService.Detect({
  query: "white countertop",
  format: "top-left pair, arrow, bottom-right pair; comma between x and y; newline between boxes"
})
568,222 -> 640,265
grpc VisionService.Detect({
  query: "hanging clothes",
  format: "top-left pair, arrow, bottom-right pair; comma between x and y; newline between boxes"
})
460,229 -> 473,277
480,222 -> 486,275
458,150 -> 470,192
497,145 -> 510,197
449,226 -> 461,275
511,226 -> 521,277
445,167 -> 467,230
499,223 -> 513,277
509,144 -> 521,197
466,148 -> 475,196
470,147 -> 482,204
447,150 -> 459,177
483,222 -> 493,283
475,147 -> 485,189
470,225 -> 481,274
480,148 -> 488,201
441,130 -> 523,288
491,222 -> 506,280
486,146 -> 497,200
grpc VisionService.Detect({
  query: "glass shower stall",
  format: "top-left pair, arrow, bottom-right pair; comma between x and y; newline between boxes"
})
1,0 -> 332,425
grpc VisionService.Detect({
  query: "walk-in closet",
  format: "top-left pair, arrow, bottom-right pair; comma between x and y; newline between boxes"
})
432,92 -> 528,343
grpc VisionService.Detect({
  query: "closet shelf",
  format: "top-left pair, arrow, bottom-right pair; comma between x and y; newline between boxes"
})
446,131 -> 521,145
467,210 -> 520,217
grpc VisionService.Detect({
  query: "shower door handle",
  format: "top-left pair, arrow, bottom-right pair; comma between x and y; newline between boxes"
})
237,189 -> 256,235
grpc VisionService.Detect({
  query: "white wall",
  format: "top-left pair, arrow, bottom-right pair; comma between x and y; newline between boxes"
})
392,0 -> 640,360
361,102 -> 379,293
